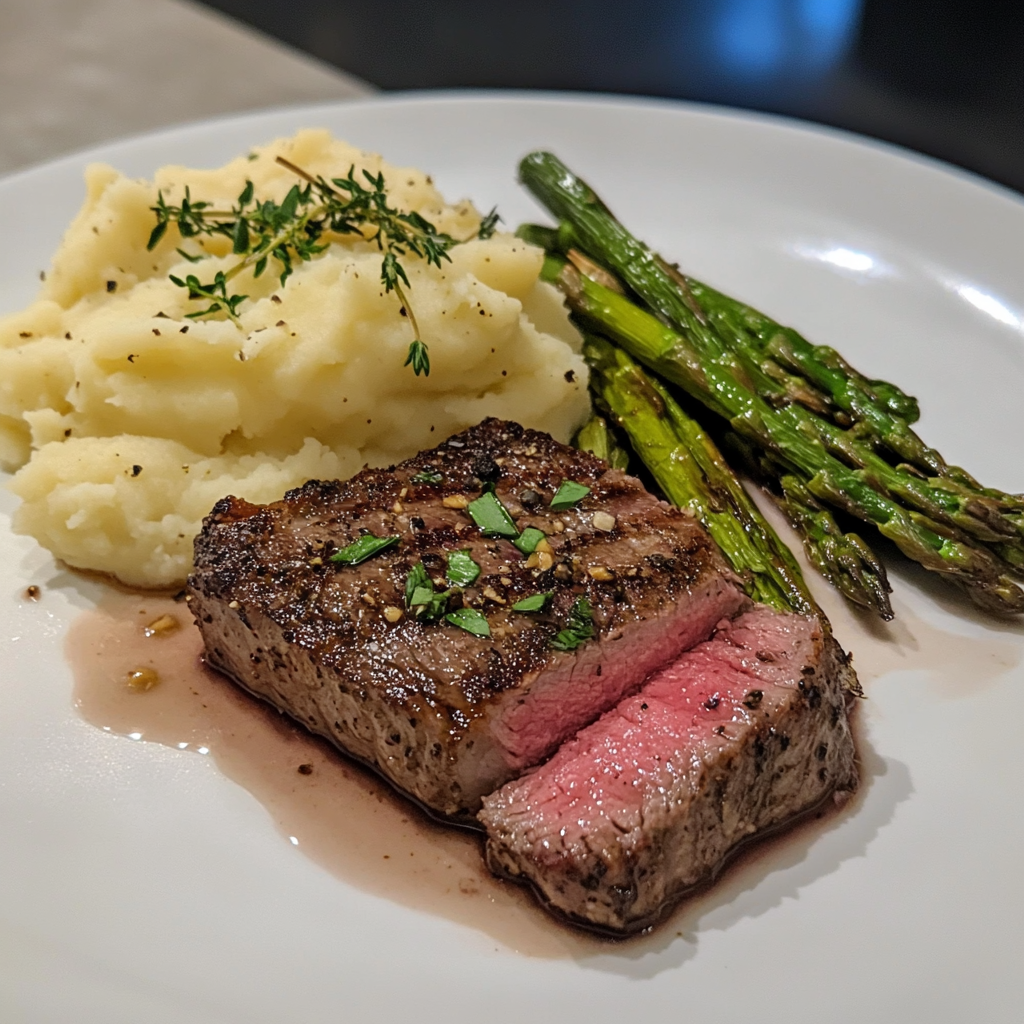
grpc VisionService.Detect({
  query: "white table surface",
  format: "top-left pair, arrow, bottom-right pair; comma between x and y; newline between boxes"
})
0,0 -> 374,175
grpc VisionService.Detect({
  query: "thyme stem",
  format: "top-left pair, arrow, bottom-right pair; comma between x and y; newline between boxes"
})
149,154 -> 500,375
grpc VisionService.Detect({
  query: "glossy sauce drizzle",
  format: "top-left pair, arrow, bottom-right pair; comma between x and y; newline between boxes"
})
68,591 -> 601,957
66,581 -> 1022,957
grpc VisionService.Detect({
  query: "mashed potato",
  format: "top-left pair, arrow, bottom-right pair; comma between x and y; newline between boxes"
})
1,130 -> 589,587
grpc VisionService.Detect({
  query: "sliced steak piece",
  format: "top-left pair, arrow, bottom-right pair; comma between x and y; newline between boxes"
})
187,419 -> 748,819
479,606 -> 859,933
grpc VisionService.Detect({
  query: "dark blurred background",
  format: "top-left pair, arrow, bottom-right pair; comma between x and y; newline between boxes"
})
198,0 -> 1024,194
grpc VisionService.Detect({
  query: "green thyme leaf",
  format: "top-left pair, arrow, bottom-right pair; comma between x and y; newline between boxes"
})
466,491 -> 518,537
445,607 -> 491,637
232,217 -> 250,254
477,207 -> 501,240
446,550 -> 481,587
330,533 -> 400,566
405,339 -> 431,377
550,596 -> 595,650
147,220 -> 168,250
512,592 -> 551,613
549,480 -> 591,510
410,469 -> 443,485
513,527 -> 546,555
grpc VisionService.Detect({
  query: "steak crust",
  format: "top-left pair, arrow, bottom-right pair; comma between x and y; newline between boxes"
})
187,419 -> 748,818
478,606 -> 859,933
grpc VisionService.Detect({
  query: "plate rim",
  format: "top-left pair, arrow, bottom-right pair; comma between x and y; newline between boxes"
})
2,88 -> 1022,215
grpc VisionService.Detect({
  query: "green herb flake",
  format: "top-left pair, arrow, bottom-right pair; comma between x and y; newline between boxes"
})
513,526 -> 546,555
550,596 -> 595,651
405,562 -> 430,605
466,490 -> 519,537
418,590 -> 453,623
330,533 -> 399,566
446,550 -> 481,587
404,561 -> 454,621
445,607 -> 491,637
549,480 -> 591,511
512,592 -> 551,613
410,469 -> 443,485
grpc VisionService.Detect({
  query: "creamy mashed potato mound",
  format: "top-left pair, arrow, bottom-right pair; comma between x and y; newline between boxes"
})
1,130 -> 589,587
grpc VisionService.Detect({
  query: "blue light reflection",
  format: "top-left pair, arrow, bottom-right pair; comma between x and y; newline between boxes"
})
711,0 -> 862,80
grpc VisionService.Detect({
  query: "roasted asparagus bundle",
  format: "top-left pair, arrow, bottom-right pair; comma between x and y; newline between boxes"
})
519,152 -> 1024,617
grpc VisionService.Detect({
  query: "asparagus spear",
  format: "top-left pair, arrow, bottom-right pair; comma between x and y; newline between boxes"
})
583,332 -> 816,615
573,413 -> 630,470
517,154 -> 1024,553
520,221 -> 909,428
682,275 -> 922,426
688,276 -> 1023,509
544,257 -> 1024,614
721,430 -> 894,619
776,474 -> 894,619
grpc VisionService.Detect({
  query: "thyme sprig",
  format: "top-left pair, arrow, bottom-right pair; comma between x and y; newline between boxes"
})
148,155 -> 500,375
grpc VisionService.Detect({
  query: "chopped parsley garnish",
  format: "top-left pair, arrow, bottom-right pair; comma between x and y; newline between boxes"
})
549,480 -> 591,510
410,468 -> 443,485
404,560 -> 453,622
445,607 -> 491,637
512,592 -> 551,613
405,561 -> 430,605
446,550 -> 481,587
330,533 -> 399,565
466,490 -> 518,537
550,596 -> 595,650
513,526 -> 546,555
416,590 -> 453,623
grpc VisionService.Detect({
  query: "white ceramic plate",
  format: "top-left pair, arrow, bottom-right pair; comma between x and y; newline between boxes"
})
1,94 -> 1022,1024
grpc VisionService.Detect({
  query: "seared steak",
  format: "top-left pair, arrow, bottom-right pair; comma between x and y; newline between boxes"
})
479,606 -> 859,933
187,419 -> 748,819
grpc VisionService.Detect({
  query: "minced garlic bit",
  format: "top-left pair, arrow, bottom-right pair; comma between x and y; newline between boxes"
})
442,494 -> 470,509
588,565 -> 615,581
361,592 -> 377,606
551,520 -> 566,533
527,550 -> 554,571
392,501 -> 404,513
143,613 -> 180,637
126,667 -> 160,692
482,586 -> 506,604
383,605 -> 403,622
592,511 -> 617,532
